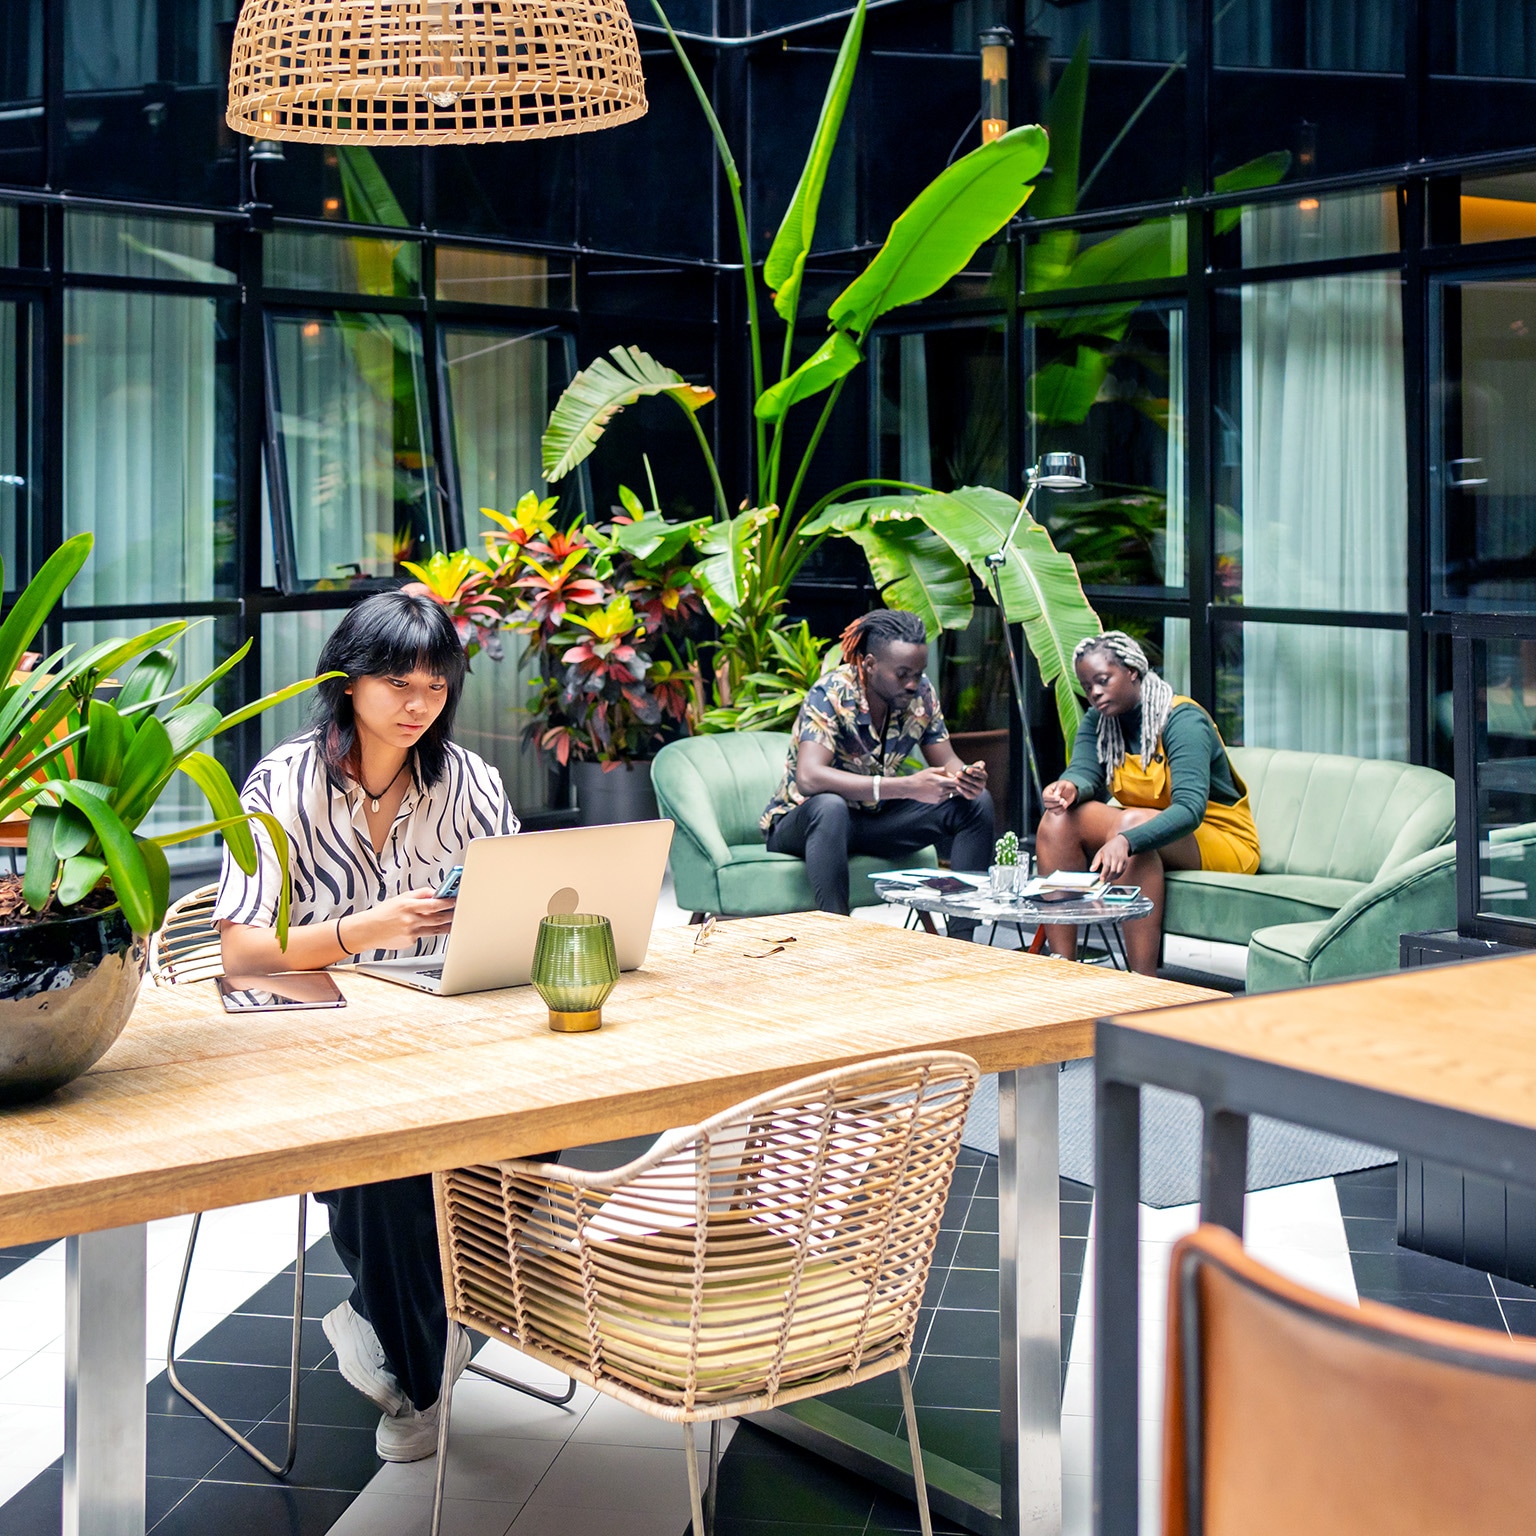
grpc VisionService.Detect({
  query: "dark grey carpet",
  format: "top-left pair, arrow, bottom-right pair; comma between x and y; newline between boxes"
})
962,1063 -> 1393,1209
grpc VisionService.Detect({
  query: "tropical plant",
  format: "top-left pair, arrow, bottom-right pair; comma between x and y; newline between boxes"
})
700,620 -> 838,734
538,0 -> 1079,730
0,533 -> 329,939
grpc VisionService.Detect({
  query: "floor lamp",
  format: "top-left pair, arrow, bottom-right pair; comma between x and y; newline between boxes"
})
982,452 -> 1090,840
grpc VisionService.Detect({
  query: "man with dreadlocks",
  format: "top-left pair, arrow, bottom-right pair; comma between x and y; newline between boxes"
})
760,609 -> 994,934
1036,630 -> 1260,975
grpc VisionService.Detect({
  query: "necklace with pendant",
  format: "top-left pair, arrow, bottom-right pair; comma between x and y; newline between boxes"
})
358,761 -> 407,814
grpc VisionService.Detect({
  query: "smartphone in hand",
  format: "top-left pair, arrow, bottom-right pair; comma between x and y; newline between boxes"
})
435,865 -> 463,899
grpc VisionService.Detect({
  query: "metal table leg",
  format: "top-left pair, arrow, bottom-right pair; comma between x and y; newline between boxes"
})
65,1224 -> 146,1536
998,1065 -> 1061,1534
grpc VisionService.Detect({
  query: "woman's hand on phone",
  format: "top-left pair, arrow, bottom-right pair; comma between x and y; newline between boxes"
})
341,891 -> 456,953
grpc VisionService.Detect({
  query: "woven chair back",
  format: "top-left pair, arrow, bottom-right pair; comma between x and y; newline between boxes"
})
437,1050 -> 979,1419
149,883 -> 223,986
227,0 -> 648,147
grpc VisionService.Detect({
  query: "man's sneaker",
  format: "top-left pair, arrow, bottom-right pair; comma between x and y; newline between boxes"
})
376,1398 -> 441,1462
322,1301 -> 405,1417
373,1326 -> 473,1463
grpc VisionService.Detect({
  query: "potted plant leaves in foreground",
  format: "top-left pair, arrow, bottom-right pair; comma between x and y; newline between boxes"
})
0,532 -> 328,1104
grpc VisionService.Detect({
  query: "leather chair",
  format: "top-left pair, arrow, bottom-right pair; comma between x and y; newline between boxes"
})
653,732 -> 937,919
1164,1223 -> 1536,1536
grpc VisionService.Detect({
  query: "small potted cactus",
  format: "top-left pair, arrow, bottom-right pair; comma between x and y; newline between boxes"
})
991,830 -> 1021,898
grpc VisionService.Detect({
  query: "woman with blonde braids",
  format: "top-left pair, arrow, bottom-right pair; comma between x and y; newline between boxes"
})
1035,631 -> 1260,975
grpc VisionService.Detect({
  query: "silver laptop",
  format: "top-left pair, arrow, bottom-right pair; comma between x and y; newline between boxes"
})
353,820 -> 674,996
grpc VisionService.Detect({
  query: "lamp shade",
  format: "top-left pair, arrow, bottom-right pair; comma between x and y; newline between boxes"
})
1033,451 -> 1089,490
227,0 -> 648,147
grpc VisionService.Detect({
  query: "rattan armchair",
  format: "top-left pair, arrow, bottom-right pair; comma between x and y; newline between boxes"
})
432,1049 -> 980,1536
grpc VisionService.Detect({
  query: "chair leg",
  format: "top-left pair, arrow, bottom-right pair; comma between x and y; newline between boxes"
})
704,1419 -> 720,1534
465,1356 -> 577,1406
166,1196 -> 308,1478
430,1334 -> 459,1536
897,1364 -> 935,1536
683,1421 -> 708,1536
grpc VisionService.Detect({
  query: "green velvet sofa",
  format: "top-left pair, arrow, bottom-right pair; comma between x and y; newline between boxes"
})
1168,746 -> 1455,990
653,732 -> 937,917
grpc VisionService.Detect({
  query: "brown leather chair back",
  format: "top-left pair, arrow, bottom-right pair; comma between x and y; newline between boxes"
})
1164,1223 -> 1536,1536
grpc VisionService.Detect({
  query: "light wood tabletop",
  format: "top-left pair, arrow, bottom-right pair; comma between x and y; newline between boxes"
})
0,914 -> 1217,1246
1106,951 -> 1536,1130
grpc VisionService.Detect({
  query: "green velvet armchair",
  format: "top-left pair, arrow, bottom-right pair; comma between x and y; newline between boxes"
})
652,733 -> 937,919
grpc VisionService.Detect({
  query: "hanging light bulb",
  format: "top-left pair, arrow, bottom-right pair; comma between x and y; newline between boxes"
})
227,0 -> 648,147
980,27 -> 1012,145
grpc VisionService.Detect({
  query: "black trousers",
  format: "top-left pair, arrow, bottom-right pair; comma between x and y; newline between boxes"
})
317,1177 -> 448,1411
766,790 -> 995,923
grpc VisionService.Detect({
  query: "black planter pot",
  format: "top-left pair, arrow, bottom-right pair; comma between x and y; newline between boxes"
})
0,905 -> 146,1105
571,759 -> 659,826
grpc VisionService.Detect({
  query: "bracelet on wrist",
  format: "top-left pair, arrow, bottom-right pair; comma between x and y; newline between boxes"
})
335,914 -> 351,955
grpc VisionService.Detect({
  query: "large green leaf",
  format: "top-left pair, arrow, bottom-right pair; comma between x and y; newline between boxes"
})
116,650 -> 178,713
78,700 -> 124,787
111,714 -> 175,827
175,752 -> 256,870
57,854 -> 107,907
1212,150 -> 1294,235
910,486 -> 1101,745
754,331 -> 862,425
798,494 -> 924,538
693,507 -> 777,623
153,810 -> 294,945
607,510 -> 710,566
846,521 -> 974,636
542,347 -> 716,482
0,533 -> 92,686
22,806 -> 58,910
214,672 -> 337,736
829,126 -> 1049,337
763,0 -> 866,325
1028,346 -> 1110,427
43,781 -> 155,934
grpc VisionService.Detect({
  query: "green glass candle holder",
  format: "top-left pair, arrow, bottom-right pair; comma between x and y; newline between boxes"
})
531,913 -> 619,1033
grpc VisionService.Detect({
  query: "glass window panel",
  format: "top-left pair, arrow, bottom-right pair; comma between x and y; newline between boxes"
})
1452,171 -> 1536,245
1211,187 -> 1401,268
0,301 -> 34,586
435,249 -> 570,309
261,610 -> 344,752
1024,300 -> 1186,589
1427,1 -> 1536,158
1470,636 -> 1536,928
1213,0 -> 1405,184
1433,277 -> 1536,611
266,311 -> 439,591
0,0 -> 42,186
63,291 -> 235,603
65,211 -> 234,283
62,0 -> 239,204
874,324 -> 1007,493
0,206 -> 16,267
441,326 -> 556,523
1215,621 -> 1407,760
1214,275 -> 1406,612
265,230 -> 421,298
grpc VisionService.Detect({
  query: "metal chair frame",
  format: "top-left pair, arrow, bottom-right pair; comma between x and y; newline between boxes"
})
154,883 -> 574,1478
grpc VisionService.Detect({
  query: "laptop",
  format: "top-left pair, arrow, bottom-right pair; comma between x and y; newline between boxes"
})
353,820 -> 674,996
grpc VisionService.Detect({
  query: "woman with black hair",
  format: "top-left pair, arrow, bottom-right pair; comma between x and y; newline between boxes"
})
214,590 -> 519,1462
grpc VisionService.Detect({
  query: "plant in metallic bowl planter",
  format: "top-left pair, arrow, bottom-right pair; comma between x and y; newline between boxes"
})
0,532 -> 329,1103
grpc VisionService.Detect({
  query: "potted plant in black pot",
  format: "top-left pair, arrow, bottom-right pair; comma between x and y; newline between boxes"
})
0,532 -> 326,1104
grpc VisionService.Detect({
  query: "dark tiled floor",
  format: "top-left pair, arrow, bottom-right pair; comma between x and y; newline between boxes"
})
1336,1164 -> 1536,1335
714,1148 -> 1091,1531
0,1235 -> 390,1536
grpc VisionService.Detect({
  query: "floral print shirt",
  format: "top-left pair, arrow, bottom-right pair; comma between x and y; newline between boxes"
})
760,664 -> 949,833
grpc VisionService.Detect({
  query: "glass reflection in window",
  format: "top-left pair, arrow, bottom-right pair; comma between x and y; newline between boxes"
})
1470,636 -> 1536,928
265,311 -> 438,591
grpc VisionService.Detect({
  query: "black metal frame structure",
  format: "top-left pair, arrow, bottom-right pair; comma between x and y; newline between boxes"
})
1094,1004 -> 1536,1536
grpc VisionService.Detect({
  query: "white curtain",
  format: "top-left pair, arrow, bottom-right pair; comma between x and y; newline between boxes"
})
64,0 -> 233,89
0,302 -> 16,581
1456,1 -> 1536,74
262,611 -> 343,753
440,327 -> 555,812
1161,308 -> 1191,694
1237,195 -> 1407,758
1217,0 -> 1403,70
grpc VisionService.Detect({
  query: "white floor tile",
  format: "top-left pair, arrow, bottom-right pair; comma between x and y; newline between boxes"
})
518,1441 -> 707,1516
328,1490 -> 520,1536
506,1499 -> 688,1536
418,1434 -> 563,1505
445,1376 -> 593,1442
569,1394 -> 734,1453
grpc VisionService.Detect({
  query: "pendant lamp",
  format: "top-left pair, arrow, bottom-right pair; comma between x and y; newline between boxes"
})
227,0 -> 647,146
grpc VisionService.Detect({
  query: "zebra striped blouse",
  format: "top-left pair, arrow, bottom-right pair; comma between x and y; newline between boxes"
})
211,735 -> 520,962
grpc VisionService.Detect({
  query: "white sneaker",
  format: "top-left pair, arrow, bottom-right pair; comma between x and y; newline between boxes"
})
322,1301 -> 405,1417
373,1325 -> 473,1463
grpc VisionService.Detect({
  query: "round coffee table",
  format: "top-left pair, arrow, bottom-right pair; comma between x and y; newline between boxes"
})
870,875 -> 1155,970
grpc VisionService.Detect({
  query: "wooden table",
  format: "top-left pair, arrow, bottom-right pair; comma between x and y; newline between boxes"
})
1092,953 -> 1536,1536
0,914 -> 1213,1536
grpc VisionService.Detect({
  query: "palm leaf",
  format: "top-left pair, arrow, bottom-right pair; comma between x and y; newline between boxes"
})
763,0 -> 866,325
693,507 -> 778,623
754,331 -> 862,425
542,347 -> 716,482
828,126 -> 1049,338
847,521 -> 974,636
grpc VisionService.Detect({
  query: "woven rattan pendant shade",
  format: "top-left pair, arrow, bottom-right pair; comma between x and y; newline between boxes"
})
227,0 -> 647,146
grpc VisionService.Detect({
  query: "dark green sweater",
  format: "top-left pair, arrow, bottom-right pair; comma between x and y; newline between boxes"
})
1059,702 -> 1243,854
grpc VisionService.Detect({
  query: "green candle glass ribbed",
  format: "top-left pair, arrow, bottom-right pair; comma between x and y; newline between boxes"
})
531,913 -> 619,1032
